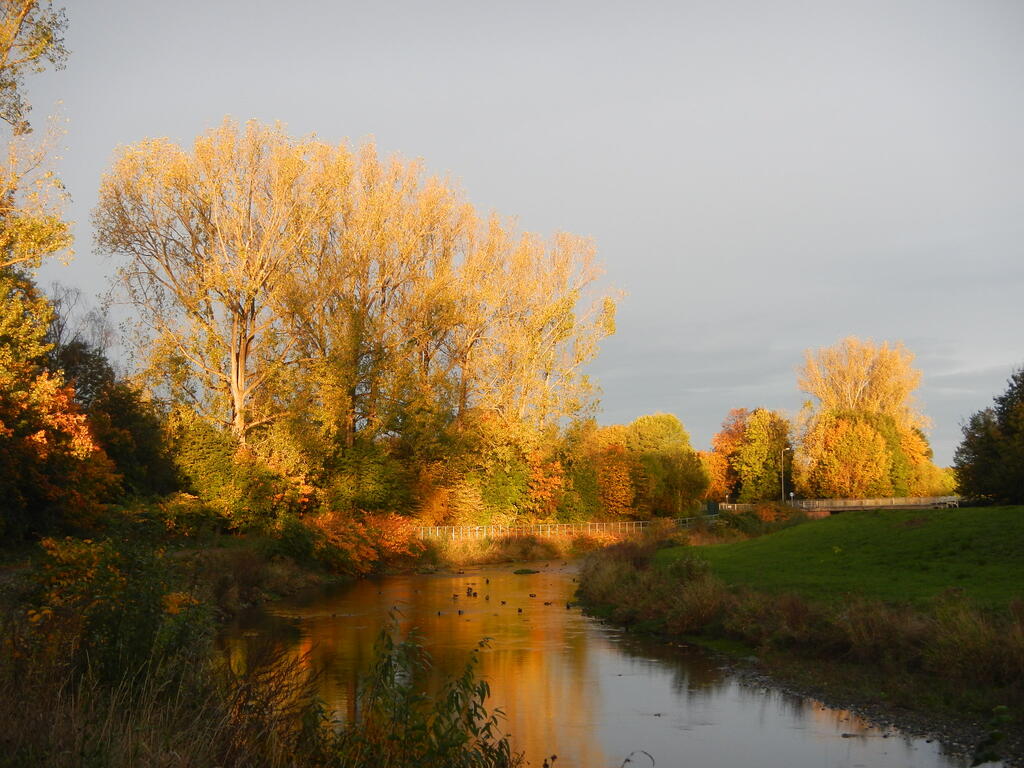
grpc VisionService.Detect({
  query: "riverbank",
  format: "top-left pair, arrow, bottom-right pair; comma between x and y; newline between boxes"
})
0,527 -> 526,768
575,506 -> 1024,766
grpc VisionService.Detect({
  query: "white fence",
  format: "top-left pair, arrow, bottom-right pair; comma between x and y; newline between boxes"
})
416,515 -> 721,541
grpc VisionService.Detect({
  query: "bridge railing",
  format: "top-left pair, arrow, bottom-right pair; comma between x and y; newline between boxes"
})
791,496 -> 960,511
717,497 -> 960,513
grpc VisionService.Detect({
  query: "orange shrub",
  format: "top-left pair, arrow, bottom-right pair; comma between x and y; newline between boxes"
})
364,512 -> 425,562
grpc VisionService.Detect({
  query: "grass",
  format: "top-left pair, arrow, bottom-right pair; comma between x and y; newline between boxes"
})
654,505 -> 1024,609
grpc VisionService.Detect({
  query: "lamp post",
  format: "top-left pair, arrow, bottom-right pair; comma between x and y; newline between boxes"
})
781,447 -> 792,504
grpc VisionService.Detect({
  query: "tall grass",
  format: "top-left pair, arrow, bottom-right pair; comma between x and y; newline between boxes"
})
0,534 -> 521,768
577,542 -> 1024,712
0,618 -> 522,768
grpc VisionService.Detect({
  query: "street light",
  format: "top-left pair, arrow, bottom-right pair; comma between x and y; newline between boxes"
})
781,447 -> 792,504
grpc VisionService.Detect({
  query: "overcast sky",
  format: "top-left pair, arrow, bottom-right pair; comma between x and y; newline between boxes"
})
30,0 -> 1024,465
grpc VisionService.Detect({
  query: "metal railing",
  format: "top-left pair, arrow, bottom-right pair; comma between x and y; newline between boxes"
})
716,496 -> 959,513
791,496 -> 960,511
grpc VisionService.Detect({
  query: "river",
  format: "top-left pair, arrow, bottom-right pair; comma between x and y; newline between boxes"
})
221,561 -> 968,768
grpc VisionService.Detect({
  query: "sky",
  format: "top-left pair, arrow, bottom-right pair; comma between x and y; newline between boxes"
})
29,0 -> 1024,465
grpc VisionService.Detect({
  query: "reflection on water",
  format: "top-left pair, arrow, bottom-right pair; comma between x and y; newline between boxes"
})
221,563 -> 966,768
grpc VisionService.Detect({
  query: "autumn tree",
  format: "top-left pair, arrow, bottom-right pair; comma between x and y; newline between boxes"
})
591,424 -> 636,517
697,450 -> 729,501
43,293 -> 176,498
0,0 -> 67,132
705,407 -> 792,502
734,408 -> 791,502
795,337 -> 945,498
954,367 -> 1024,503
709,408 -> 748,500
798,337 -> 927,433
96,120 -> 619,524
0,2 -> 71,272
799,413 -> 893,498
95,120 -> 342,442
0,0 -> 116,538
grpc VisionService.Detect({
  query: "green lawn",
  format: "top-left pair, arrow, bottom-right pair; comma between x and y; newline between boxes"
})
654,506 -> 1024,609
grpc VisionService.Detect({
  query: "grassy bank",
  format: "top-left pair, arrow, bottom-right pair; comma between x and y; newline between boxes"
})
656,506 -> 1024,609
576,506 -> 1024,758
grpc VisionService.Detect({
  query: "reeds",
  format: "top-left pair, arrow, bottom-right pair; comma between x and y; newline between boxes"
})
0,619 -> 522,768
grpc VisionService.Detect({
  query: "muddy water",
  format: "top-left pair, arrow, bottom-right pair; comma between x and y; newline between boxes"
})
221,562 -> 967,768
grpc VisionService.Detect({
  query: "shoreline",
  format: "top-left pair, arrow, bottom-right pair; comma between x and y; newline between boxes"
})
587,610 -> 1021,766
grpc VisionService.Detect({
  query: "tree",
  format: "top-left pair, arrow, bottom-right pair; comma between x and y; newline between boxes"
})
734,408 -> 791,502
625,413 -> 707,516
591,424 -> 636,517
0,1 -> 114,538
95,120 -> 337,442
0,0 -> 71,271
795,337 -> 945,499
96,120 -> 620,527
706,407 -> 792,502
954,368 -> 1024,503
697,450 -> 730,501
799,413 -> 893,498
97,121 -> 618,463
0,0 -> 67,132
798,336 -> 927,432
0,270 -> 117,537
708,408 -> 748,500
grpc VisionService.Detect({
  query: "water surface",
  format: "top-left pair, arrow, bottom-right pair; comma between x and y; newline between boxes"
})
222,562 -> 967,768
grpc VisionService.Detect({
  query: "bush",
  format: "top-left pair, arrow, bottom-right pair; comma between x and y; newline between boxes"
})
23,536 -> 213,682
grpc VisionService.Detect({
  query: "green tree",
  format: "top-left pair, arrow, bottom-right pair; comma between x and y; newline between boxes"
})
735,408 -> 791,502
954,368 -> 1024,503
626,413 -> 707,516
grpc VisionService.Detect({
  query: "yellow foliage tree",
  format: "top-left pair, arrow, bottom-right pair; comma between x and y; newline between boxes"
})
96,120 -> 619,532
795,337 -> 946,498
798,414 -> 893,498
798,336 -> 927,433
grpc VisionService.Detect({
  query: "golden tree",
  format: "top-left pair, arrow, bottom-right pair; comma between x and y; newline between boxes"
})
798,336 -> 927,432
96,119 -> 619,525
1,1 -> 116,538
795,337 -> 943,498
95,120 -> 337,441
